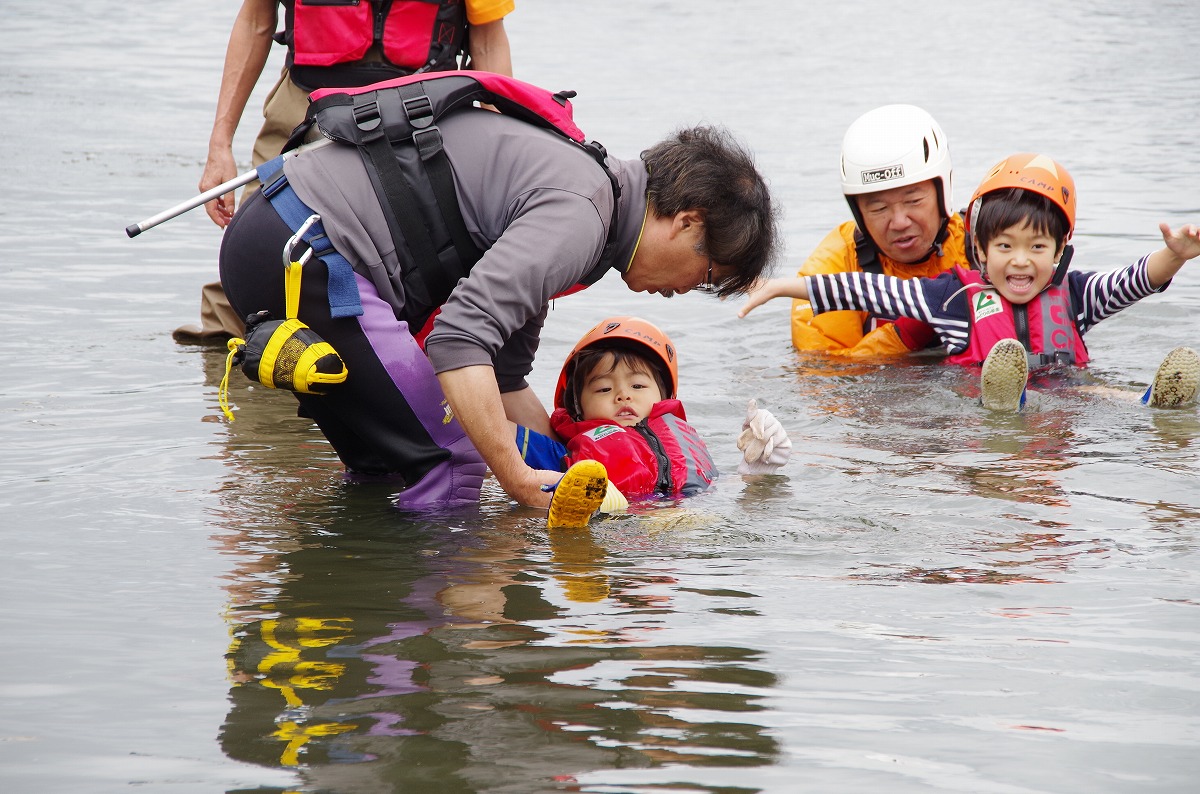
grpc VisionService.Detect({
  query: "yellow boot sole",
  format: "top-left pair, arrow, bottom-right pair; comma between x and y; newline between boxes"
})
547,460 -> 609,529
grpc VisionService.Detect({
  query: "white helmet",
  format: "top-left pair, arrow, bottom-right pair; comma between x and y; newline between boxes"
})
840,104 -> 953,220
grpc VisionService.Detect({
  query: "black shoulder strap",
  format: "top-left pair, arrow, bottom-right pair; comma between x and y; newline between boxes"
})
397,82 -> 484,296
350,93 -> 468,312
578,139 -> 622,284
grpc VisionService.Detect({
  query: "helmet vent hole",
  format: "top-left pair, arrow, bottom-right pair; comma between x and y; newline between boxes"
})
923,138 -> 930,162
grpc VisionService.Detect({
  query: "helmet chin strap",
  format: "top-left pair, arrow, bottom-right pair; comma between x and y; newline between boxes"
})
1051,245 -> 1074,286
929,216 -> 950,258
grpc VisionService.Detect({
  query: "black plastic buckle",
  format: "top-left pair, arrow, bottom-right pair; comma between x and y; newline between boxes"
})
353,101 -> 382,132
402,93 -> 434,128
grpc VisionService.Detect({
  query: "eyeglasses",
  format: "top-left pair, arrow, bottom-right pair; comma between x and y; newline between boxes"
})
696,255 -> 720,294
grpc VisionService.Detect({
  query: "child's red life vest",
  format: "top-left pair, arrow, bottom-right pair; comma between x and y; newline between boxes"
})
947,266 -> 1088,368
550,401 -> 718,500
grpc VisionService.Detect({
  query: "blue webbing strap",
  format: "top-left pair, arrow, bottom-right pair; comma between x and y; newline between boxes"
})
256,156 -> 363,318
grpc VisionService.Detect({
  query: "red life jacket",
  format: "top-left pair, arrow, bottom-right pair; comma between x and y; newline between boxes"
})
283,0 -> 467,90
946,266 -> 1088,368
550,401 -> 718,499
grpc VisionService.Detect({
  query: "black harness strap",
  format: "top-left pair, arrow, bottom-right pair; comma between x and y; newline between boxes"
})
399,82 -> 483,289
579,140 -> 622,285
352,96 -> 444,310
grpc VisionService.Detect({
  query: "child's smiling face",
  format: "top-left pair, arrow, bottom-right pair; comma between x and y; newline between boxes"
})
578,353 -> 664,427
979,220 -> 1064,304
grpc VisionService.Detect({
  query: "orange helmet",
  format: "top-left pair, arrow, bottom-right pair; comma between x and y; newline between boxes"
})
553,316 -> 679,414
967,152 -> 1076,241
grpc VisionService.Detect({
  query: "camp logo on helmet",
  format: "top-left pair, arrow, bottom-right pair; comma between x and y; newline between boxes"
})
600,321 -> 674,363
861,164 -> 905,184
1017,175 -> 1062,195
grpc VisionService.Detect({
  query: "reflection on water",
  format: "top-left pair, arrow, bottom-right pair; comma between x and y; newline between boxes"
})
208,404 -> 783,788
215,510 -> 781,789
957,408 -> 1079,508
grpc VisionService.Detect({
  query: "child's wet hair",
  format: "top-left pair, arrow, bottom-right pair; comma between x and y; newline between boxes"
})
974,187 -> 1069,251
564,343 -> 672,420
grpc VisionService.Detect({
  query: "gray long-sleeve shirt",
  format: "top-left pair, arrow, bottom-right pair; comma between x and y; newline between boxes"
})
285,109 -> 648,391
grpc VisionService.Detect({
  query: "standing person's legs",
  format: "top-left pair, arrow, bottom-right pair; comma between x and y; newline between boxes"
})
219,192 -> 486,508
247,69 -> 311,174
176,70 -> 311,343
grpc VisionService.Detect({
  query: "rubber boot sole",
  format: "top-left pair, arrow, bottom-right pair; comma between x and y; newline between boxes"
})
547,460 -> 609,529
981,338 -> 1029,411
1146,346 -> 1200,408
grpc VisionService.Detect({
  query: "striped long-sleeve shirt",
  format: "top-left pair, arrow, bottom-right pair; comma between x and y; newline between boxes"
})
803,255 -> 1167,356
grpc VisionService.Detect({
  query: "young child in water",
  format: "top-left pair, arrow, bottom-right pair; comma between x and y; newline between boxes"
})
520,316 -> 791,516
738,152 -> 1200,411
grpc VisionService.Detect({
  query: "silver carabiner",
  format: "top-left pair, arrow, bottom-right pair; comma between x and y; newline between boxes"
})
282,213 -> 321,269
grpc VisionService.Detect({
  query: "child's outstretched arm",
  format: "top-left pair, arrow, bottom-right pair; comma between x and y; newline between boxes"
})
739,270 -> 966,352
1148,223 -> 1200,287
738,278 -> 810,318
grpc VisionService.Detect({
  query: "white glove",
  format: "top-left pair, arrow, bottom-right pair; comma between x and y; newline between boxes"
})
598,480 -> 629,514
737,398 -> 792,474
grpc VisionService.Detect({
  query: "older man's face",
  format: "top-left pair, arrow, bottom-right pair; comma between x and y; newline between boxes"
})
856,180 -> 942,264
621,213 -> 713,298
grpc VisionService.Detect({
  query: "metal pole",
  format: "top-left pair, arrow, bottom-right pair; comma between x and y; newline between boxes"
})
125,137 -> 332,238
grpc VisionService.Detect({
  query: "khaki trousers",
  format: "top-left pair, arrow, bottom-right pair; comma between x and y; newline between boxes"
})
176,69 -> 311,341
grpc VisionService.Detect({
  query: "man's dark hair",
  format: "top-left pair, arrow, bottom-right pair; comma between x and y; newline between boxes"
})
641,126 -> 780,297
973,187 -> 1069,252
